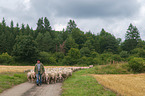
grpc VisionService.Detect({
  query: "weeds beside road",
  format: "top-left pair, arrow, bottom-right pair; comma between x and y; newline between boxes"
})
0,72 -> 27,93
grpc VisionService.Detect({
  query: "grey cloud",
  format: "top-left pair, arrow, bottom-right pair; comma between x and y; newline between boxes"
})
29,0 -> 141,19
50,0 -> 140,18
0,0 -> 145,40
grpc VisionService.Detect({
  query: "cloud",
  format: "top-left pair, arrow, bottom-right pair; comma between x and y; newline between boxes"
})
53,0 -> 140,18
0,0 -> 145,40
28,0 -> 141,19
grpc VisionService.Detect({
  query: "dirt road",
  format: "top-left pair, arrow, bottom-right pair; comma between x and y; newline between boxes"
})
0,82 -> 62,96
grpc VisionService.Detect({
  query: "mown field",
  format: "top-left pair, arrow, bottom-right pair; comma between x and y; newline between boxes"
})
92,74 -> 145,96
0,65 -> 72,73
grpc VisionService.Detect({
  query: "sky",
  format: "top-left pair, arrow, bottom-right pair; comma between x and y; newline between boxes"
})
0,0 -> 145,41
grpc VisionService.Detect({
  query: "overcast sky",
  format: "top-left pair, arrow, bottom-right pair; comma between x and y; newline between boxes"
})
0,0 -> 145,41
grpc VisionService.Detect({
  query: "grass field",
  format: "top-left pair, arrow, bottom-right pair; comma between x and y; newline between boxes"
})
62,70 -> 116,96
92,74 -> 145,96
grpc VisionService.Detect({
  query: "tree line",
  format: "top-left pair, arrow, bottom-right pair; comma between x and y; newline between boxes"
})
0,17 -> 145,66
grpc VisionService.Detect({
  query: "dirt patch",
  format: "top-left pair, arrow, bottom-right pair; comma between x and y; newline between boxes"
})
0,82 -> 62,96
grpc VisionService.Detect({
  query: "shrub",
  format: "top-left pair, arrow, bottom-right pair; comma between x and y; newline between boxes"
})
67,48 -> 80,59
0,53 -> 13,64
53,52 -> 64,62
62,48 -> 80,65
77,56 -> 88,65
127,56 -> 136,61
39,52 -> 57,65
90,51 -> 99,58
128,57 -> 144,73
112,54 -> 122,62
78,57 -> 100,66
80,47 -> 90,57
120,51 -> 129,58
100,53 -> 113,64
131,48 -> 140,54
138,49 -> 145,58
62,56 -> 77,65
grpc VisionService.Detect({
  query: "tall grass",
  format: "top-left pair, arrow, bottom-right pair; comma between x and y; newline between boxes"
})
74,63 -> 132,75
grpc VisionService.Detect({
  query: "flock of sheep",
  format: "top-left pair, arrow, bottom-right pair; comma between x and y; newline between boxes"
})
27,65 -> 93,84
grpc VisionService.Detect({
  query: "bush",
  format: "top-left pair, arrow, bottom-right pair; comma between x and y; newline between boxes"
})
53,52 -> 64,62
0,53 -> 13,64
112,54 -> 122,62
67,48 -> 80,59
138,49 -> 145,58
128,57 -> 144,73
127,56 -> 136,61
62,56 -> 77,65
77,56 -> 88,65
78,57 -> 100,66
120,51 -> 129,58
131,48 -> 145,58
39,52 -> 57,65
80,47 -> 90,57
61,48 -> 80,65
131,48 -> 140,54
100,53 -> 113,64
90,51 -> 99,58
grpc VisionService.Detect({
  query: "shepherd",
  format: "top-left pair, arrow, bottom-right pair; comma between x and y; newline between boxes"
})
34,60 -> 45,86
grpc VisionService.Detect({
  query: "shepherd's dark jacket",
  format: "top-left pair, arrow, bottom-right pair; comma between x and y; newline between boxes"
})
34,63 -> 45,74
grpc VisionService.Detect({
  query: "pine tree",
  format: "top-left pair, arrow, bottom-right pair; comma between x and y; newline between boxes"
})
66,20 -> 77,33
2,18 -> 6,33
20,23 -> 25,35
44,17 -> 51,32
125,23 -> 140,41
25,24 -> 30,35
36,17 -> 44,33
122,23 -> 141,52
10,20 -> 14,33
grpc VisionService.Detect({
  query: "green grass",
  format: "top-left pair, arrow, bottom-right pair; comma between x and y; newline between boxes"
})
0,72 -> 27,93
62,63 -> 134,96
78,63 -> 132,75
62,70 -> 116,96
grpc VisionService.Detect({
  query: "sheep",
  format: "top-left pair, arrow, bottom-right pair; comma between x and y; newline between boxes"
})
27,70 -> 35,82
44,72 -> 50,84
57,71 -> 64,82
89,65 -> 93,68
48,72 -> 57,84
27,66 -> 92,84
27,72 -> 31,82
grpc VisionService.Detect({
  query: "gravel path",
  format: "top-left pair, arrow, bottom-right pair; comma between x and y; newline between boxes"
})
0,82 -> 62,96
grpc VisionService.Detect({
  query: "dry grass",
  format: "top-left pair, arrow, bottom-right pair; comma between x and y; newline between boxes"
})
92,74 -> 145,96
0,65 -> 72,73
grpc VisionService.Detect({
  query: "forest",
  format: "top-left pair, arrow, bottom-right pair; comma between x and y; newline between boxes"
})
0,17 -> 145,68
